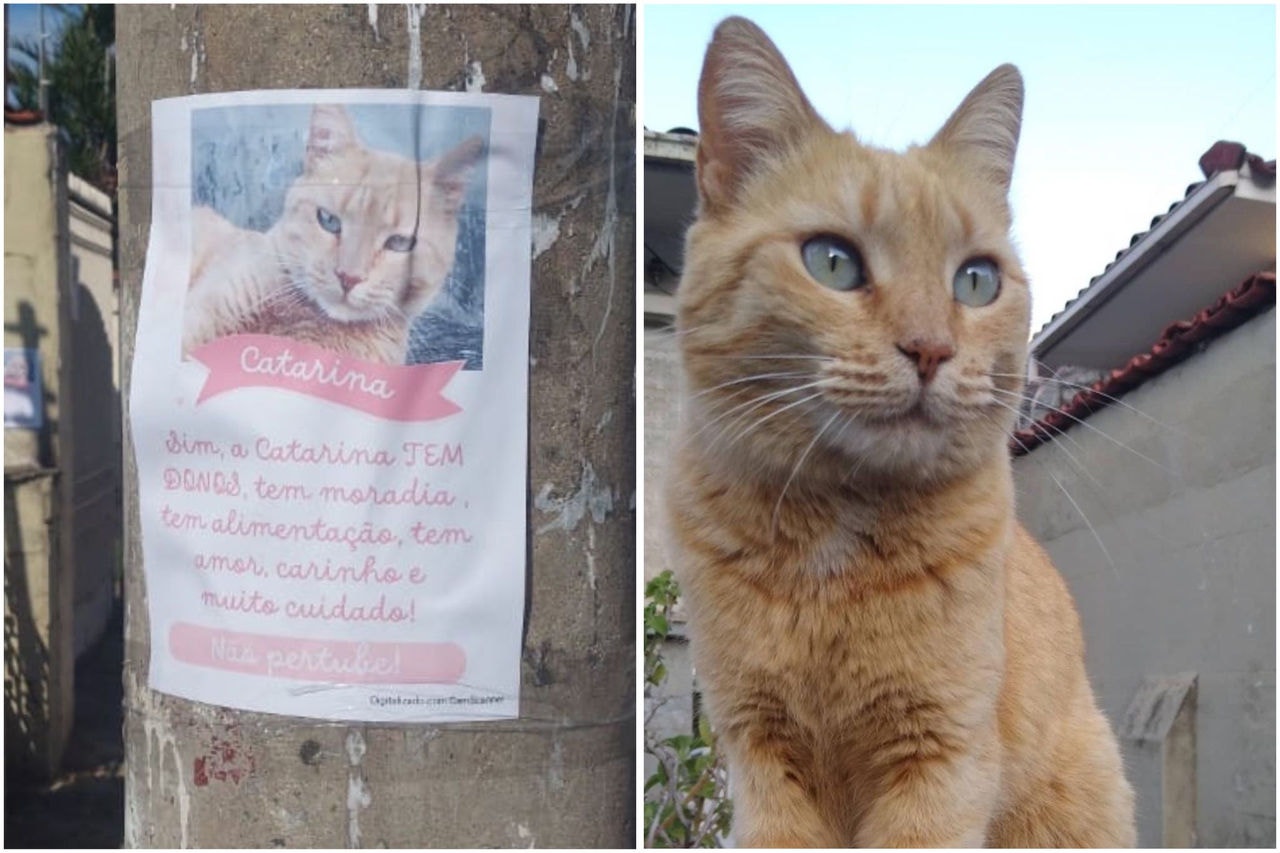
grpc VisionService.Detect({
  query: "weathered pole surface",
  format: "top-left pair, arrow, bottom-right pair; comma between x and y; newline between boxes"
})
117,5 -> 635,847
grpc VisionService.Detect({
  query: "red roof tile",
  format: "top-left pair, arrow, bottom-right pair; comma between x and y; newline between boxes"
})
1011,271 -> 1276,456
3,109 -> 43,126
1199,140 -> 1277,182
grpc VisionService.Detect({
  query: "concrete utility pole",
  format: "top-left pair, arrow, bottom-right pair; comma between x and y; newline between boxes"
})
117,5 -> 635,847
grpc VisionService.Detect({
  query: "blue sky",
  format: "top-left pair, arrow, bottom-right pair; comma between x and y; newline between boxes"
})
5,4 -> 78,61
644,4 -> 1276,333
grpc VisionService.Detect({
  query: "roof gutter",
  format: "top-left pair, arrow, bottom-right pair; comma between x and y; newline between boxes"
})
644,129 -> 697,164
1031,169 -> 1240,358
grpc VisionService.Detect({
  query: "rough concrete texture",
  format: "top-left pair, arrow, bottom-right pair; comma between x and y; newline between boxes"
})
1013,308 -> 1275,848
63,176 -> 122,660
4,125 -> 65,474
4,471 -> 70,779
642,325 -> 680,583
643,629 -> 693,779
117,5 -> 635,847
4,125 -> 74,779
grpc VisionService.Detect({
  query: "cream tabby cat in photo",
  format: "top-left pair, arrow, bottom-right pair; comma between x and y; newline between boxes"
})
666,17 -> 1136,847
183,104 -> 483,365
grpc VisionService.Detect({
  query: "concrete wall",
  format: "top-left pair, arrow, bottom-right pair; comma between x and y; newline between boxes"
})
4,124 -> 74,780
64,176 -> 122,658
4,125 -> 64,471
643,323 -> 681,582
1013,308 -> 1276,848
117,5 -> 634,847
4,123 -> 122,779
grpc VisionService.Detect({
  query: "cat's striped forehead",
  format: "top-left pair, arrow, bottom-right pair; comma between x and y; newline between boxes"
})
740,133 -> 1018,280
298,147 -> 426,228
309,146 -> 423,191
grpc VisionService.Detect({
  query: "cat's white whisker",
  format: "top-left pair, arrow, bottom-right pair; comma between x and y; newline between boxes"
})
710,354 -> 837,362
715,382 -> 829,440
989,370 -> 1190,439
771,409 -> 843,536
990,388 -> 1177,478
993,396 -> 1130,582
654,323 -> 713,340
690,379 -> 828,446
1047,468 -> 1121,582
987,396 -> 1111,499
690,371 -> 816,401
703,394 -> 812,457
693,393 -> 795,454
723,391 -> 825,450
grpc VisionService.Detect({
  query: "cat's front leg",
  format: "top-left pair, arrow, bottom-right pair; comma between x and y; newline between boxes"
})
722,735 -> 839,848
853,739 -> 1001,848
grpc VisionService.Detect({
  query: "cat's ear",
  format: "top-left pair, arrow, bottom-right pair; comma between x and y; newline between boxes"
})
306,105 -> 359,165
431,136 -> 485,215
696,17 -> 828,213
929,65 -> 1024,192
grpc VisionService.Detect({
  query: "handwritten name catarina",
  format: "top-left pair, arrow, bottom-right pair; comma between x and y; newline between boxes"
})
240,345 -> 395,400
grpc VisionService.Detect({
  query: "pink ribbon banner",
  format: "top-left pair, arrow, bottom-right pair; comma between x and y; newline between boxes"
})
191,334 -> 464,421
170,622 -> 466,684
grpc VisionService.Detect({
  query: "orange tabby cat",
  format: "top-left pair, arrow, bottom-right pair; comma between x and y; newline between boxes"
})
666,18 -> 1135,847
183,104 -> 483,364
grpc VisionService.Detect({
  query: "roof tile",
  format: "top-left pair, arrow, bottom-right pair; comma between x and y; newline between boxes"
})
1012,271 -> 1276,456
1199,140 -> 1277,182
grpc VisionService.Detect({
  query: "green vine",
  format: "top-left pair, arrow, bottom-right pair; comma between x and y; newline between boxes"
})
644,571 -> 732,848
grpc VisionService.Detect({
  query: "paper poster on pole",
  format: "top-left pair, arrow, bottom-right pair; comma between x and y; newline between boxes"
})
5,348 -> 43,429
130,90 -> 538,721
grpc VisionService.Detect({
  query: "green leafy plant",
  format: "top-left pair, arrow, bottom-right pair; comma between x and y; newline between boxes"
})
8,5 -> 117,190
644,571 -> 731,848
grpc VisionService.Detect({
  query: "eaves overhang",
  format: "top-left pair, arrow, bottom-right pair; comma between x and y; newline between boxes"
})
1032,158 -> 1276,370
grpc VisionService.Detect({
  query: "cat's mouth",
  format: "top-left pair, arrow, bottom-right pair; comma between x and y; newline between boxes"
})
900,398 -> 934,422
309,285 -> 383,324
861,395 -> 940,428
314,293 -> 362,321
818,375 -> 943,427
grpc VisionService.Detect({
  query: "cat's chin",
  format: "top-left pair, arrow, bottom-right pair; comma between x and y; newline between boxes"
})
814,409 -> 1006,487
695,412 -> 1000,492
309,291 -> 376,324
829,417 -> 961,480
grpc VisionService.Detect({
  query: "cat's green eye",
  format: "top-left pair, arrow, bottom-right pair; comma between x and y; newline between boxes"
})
384,234 -> 417,253
316,207 -> 341,235
953,258 -> 1001,307
801,236 -> 866,291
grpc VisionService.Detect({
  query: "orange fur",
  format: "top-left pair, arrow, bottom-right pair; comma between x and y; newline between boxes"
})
183,105 -> 482,364
666,17 -> 1135,847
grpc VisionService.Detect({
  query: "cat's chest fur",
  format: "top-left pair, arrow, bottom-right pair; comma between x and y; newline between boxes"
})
668,462 -> 1014,846
669,450 -> 1010,771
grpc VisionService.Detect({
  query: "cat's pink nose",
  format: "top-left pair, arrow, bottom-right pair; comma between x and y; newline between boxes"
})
336,270 -> 363,293
897,338 -> 955,385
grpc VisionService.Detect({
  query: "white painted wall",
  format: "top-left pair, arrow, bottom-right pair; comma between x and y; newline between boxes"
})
1014,308 -> 1276,848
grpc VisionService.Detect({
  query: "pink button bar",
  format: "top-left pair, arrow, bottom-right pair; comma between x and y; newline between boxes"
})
169,622 -> 466,684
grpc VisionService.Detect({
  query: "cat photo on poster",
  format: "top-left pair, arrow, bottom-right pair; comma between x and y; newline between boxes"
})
182,102 -> 490,368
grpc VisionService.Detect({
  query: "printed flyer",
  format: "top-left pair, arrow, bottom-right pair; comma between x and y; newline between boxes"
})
4,348 -> 42,429
131,90 -> 538,721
